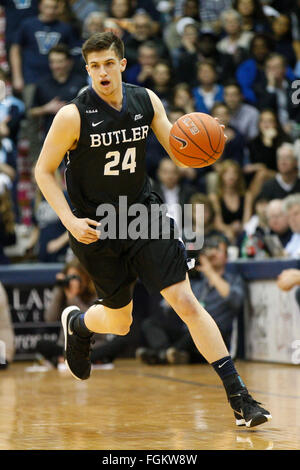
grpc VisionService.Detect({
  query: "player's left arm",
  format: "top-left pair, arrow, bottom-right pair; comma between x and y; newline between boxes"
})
146,88 -> 188,167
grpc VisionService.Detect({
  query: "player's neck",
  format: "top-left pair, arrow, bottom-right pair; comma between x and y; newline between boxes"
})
92,85 -> 123,111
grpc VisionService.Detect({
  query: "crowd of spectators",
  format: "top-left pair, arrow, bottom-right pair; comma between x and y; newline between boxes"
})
1,0 -> 300,367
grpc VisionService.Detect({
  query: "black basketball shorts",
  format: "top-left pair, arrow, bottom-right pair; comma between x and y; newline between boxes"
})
68,194 -> 191,309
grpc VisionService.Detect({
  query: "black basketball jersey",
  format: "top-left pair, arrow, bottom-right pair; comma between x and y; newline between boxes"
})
65,83 -> 155,217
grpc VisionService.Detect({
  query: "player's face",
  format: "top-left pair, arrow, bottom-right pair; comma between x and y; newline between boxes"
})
86,49 -> 127,98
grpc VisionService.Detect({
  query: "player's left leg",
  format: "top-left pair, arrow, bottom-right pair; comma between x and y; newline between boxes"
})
161,276 -> 272,428
61,301 -> 133,381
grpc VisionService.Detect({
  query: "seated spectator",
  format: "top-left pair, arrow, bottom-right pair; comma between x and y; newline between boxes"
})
185,193 -> 229,254
10,0 -> 82,162
57,0 -> 83,36
0,282 -> 15,369
10,0 -> 81,97
81,11 -> 106,39
171,82 -> 196,115
290,1 -> 300,42
165,2 -> 201,53
0,136 -> 17,217
259,143 -> 300,200
283,194 -> 300,258
109,0 -> 134,20
236,33 -> 275,104
247,109 -> 292,198
199,0 -> 233,34
0,68 -> 25,147
1,0 -> 38,57
67,0 -> 101,25
170,21 -> 200,71
217,9 -> 254,66
192,60 -> 224,114
232,0 -> 271,33
167,106 -> 185,125
209,160 -> 253,243
124,10 -> 169,68
243,194 -> 269,237
210,102 -> 249,169
150,60 -> 173,109
254,53 -> 300,131
136,235 -> 245,364
124,41 -> 159,87
107,0 -> 135,37
25,181 -> 70,262
36,257 -> 101,367
28,44 -> 87,152
265,199 -> 292,248
0,137 -> 16,185
151,157 -> 196,230
175,29 -> 235,86
103,17 -> 127,41
0,187 -> 16,264
271,14 -> 297,67
223,81 -> 259,141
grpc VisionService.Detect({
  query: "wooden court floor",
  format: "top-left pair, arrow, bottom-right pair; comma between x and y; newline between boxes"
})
0,359 -> 299,450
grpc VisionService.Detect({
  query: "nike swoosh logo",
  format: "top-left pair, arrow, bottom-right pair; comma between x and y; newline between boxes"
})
218,359 -> 230,368
92,120 -> 104,127
172,134 -> 187,149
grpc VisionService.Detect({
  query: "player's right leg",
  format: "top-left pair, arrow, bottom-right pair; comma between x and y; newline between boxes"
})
61,302 -> 133,381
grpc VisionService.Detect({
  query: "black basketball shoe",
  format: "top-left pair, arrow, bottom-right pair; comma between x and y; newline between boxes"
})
228,388 -> 272,428
61,306 -> 92,381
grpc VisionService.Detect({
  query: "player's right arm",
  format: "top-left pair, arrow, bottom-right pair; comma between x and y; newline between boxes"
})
34,104 -> 100,244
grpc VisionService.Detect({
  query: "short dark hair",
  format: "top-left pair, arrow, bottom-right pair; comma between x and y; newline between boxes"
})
211,101 -> 229,115
223,80 -> 242,93
48,43 -> 72,59
82,32 -> 124,63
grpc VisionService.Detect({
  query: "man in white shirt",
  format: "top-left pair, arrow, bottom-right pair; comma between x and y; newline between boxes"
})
283,194 -> 300,258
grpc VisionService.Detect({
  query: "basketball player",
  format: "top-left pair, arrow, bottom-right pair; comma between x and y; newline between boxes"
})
35,32 -> 271,428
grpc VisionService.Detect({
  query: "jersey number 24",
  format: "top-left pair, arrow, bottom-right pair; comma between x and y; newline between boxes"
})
104,147 -> 137,176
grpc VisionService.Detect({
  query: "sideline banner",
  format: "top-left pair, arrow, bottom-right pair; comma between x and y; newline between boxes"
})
245,280 -> 300,364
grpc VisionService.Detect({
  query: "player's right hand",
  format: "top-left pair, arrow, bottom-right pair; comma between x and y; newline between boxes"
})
68,218 -> 101,244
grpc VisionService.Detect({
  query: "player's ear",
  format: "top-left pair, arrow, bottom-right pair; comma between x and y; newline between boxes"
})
86,64 -> 90,77
120,58 -> 127,72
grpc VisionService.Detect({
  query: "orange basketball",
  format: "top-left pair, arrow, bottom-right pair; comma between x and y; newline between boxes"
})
169,112 -> 226,168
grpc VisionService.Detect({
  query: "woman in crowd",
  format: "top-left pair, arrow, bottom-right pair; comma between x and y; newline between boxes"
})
150,60 -> 173,109
209,160 -> 253,244
271,14 -> 297,67
232,0 -> 270,33
246,108 -> 292,198
217,9 -> 254,66
171,82 -> 196,115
